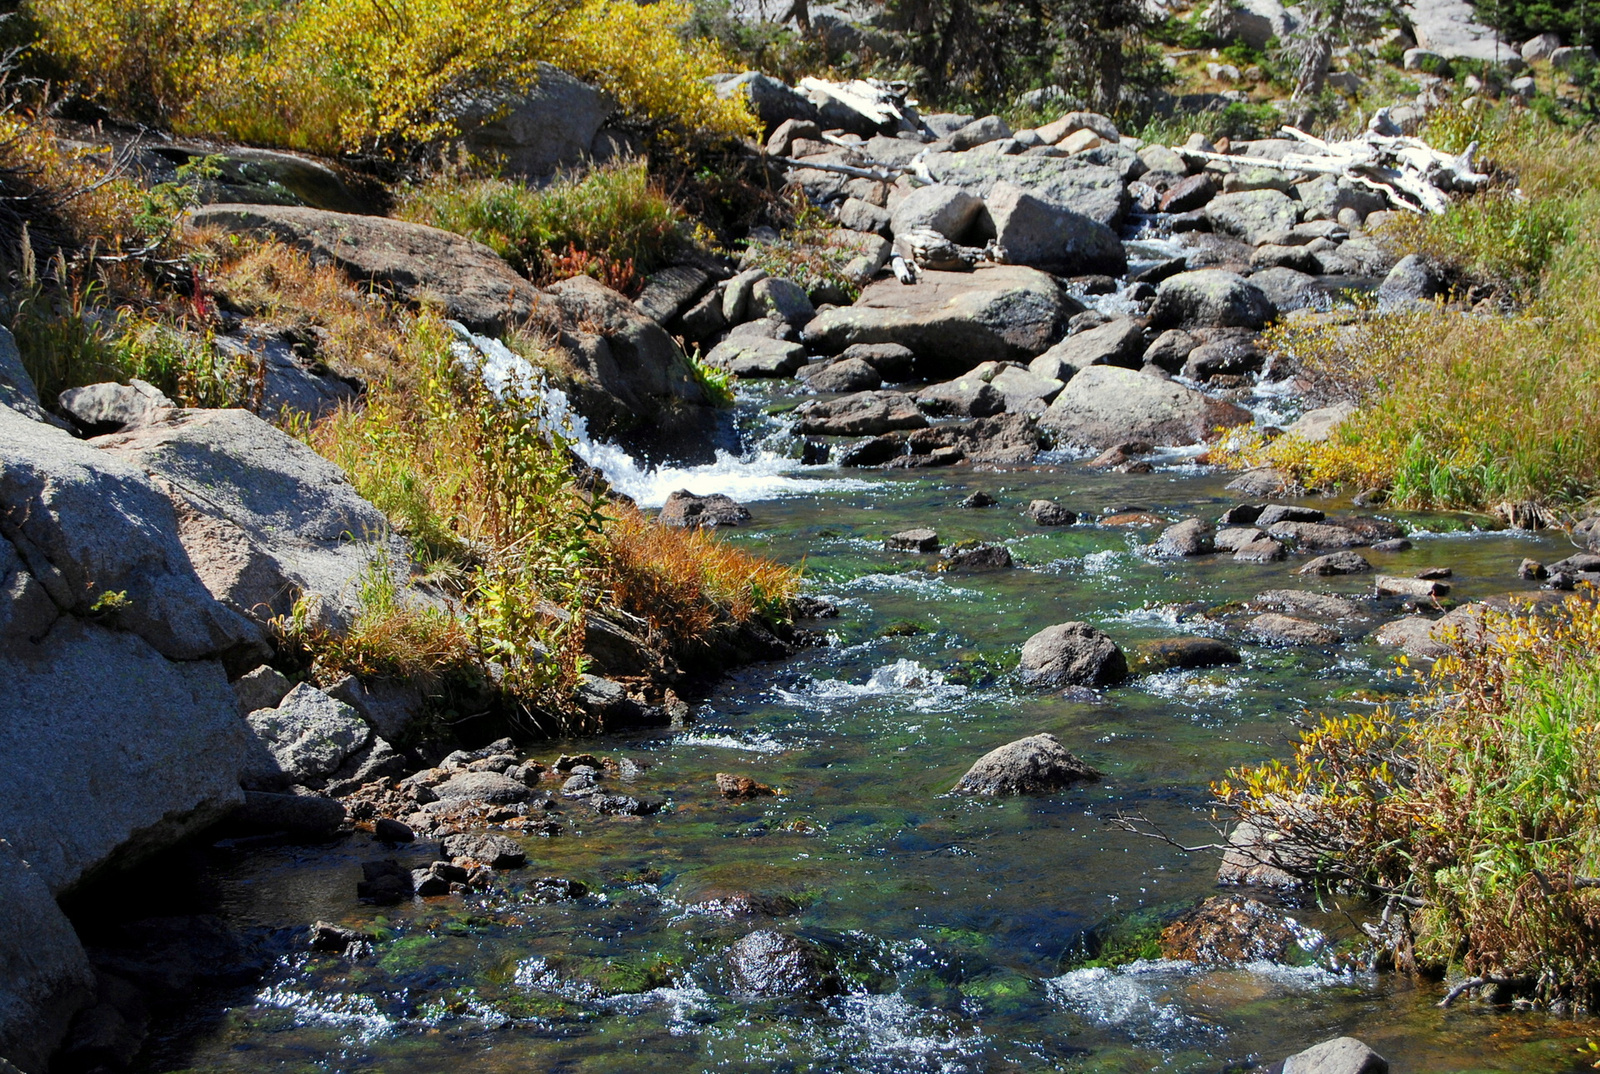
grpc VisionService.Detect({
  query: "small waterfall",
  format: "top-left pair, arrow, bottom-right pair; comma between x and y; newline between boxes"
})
448,323 -> 872,509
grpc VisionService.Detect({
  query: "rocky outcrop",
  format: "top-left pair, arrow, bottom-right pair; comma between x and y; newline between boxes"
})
1039,366 -> 1253,449
95,407 -> 422,633
0,839 -> 95,1072
188,204 -> 550,335
803,265 -> 1079,377
1029,318 -> 1145,379
951,733 -> 1100,795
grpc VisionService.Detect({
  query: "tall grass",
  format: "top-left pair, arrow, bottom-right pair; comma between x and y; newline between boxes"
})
1218,593 -> 1600,1006
1249,107 -> 1600,511
396,161 -> 683,289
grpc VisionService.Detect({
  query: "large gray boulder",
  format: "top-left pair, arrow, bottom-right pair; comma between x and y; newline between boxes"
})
803,265 -> 1080,377
1377,253 -> 1450,307
1,406 -> 263,663
889,184 -> 984,242
919,151 -> 1129,228
56,378 -> 174,434
1040,365 -> 1253,448
458,63 -> 611,178
705,336 -> 807,378
94,407 -> 420,634
1018,621 -> 1127,687
0,324 -> 51,424
242,683 -> 371,791
1150,270 -> 1275,329
1213,0 -> 1299,49
982,181 -> 1126,276
951,733 -> 1101,795
0,839 -> 94,1073
0,617 -> 246,895
1206,189 -> 1301,245
187,203 -> 549,336
792,390 -> 929,436
1028,318 -> 1144,380
718,71 -> 819,134
1411,0 -> 1507,62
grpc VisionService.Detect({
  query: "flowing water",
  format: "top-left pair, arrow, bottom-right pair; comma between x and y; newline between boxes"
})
132,378 -> 1595,1074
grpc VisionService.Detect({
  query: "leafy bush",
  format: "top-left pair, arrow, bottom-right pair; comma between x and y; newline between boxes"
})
396,161 -> 683,287
31,0 -> 756,155
1216,593 -> 1600,1007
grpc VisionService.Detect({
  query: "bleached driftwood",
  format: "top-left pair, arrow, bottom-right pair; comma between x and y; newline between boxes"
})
775,156 -> 907,183
1172,109 -> 1489,215
797,77 -> 910,130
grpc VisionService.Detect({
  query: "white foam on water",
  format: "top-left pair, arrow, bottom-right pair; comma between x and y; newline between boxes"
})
1045,959 -> 1213,1042
511,955 -> 604,1002
773,659 -> 969,711
1137,667 -> 1248,703
820,992 -> 989,1074
255,980 -> 395,1041
599,980 -> 716,1035
671,729 -> 792,754
451,324 -> 872,507
842,572 -> 980,598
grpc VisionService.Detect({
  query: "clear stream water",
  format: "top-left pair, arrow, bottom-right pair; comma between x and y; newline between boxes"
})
134,378 -> 1595,1074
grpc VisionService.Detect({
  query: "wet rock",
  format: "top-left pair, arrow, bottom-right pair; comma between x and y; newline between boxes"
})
432,771 -> 532,805
1280,1036 -> 1390,1074
1087,441 -> 1153,471
527,876 -> 589,902
1040,365 -> 1253,449
982,181 -> 1126,276
1142,328 -> 1199,372
728,930 -> 840,999
374,818 -> 414,843
1232,534 -> 1287,562
800,356 -> 882,393
309,921 -> 375,952
1247,613 -> 1340,646
241,684 -> 370,791
1217,820 -> 1303,888
1028,500 -> 1077,526
952,732 -> 1100,796
0,838 -> 94,1070
792,595 -> 840,619
1149,270 -> 1274,330
1183,334 -> 1264,380
717,773 -> 776,800
705,336 -> 807,378
1415,566 -> 1453,580
1028,317 -> 1146,380
1251,589 -> 1362,619
1375,575 -> 1449,600
886,528 -> 940,553
1160,174 -> 1217,213
802,265 -> 1080,376
659,490 -> 751,529
357,859 -> 413,904
1154,517 -> 1216,556
1219,504 -> 1265,525
441,832 -> 527,869
1300,551 -> 1371,575
1266,521 -> 1367,549
591,794 -> 660,816
1215,525 -> 1265,552
1019,622 -> 1128,687
959,490 -> 997,508
793,390 -> 928,436
1133,637 -> 1242,673
1373,616 -> 1450,659
1160,895 -> 1302,963
1520,558 -> 1548,580
941,542 -> 1013,571
1256,504 -> 1324,526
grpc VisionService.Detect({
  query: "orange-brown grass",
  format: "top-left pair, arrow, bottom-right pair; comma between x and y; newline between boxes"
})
602,505 -> 801,650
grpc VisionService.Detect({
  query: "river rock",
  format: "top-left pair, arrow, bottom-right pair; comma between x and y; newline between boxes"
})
749,277 -> 816,327
952,733 -> 1101,796
1251,589 -> 1362,619
915,373 -> 1007,418
1149,270 -> 1274,330
1281,1036 -> 1389,1074
1375,574 -> 1449,599
1160,895 -> 1301,964
441,832 -> 526,869
1142,329 -> 1198,372
886,528 -> 940,553
705,336 -> 807,378
839,342 -> 917,381
1028,500 -> 1077,525
1206,189 -> 1300,245
800,356 -> 883,393
0,838 -> 94,1072
242,683 -> 370,791
1019,622 -> 1128,687
989,364 -> 1065,412
942,542 -> 1013,570
1372,616 -> 1452,658
95,407 -> 421,634
889,184 -> 984,241
1256,504 -> 1324,526
919,151 -> 1128,228
1300,551 -> 1372,575
1232,532 -> 1287,562
1133,637 -> 1242,673
1282,403 -> 1356,443
1249,266 -> 1324,312
1154,517 -> 1216,556
1247,612 -> 1340,646
189,204 -> 548,335
728,930 -> 839,999
433,771 -> 532,805
982,181 -> 1126,276
658,491 -> 751,529
1028,318 -> 1145,380
1266,520 -> 1369,548
1039,365 -> 1253,449
793,390 -> 928,436
802,265 -> 1080,377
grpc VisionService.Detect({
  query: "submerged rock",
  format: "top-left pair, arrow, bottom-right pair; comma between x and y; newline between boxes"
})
1247,612 -> 1340,646
1019,622 -> 1128,687
952,733 -> 1100,796
728,930 -> 840,999
1160,895 -> 1303,964
1133,637 -> 1242,673
716,773 -> 776,800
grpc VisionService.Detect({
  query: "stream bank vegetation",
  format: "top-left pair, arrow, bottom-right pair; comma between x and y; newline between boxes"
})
1237,106 -> 1600,514
1212,590 -> 1600,1009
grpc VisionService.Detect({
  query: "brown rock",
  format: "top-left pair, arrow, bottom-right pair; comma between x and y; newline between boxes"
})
716,773 -> 776,800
